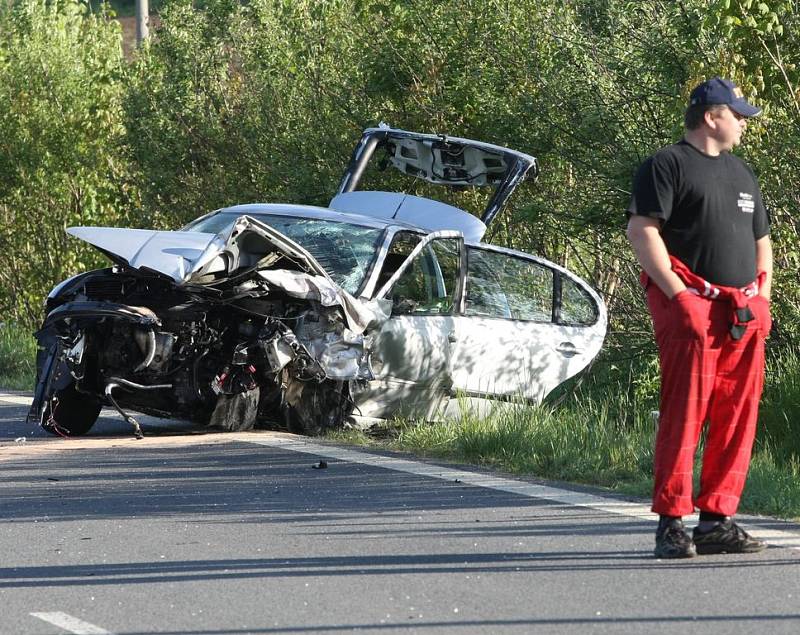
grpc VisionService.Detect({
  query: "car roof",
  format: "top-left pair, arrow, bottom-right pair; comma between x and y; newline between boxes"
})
212,202 -> 501,247
213,202 -> 428,233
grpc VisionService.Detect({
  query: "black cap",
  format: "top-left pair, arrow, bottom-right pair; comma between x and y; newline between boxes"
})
688,77 -> 761,117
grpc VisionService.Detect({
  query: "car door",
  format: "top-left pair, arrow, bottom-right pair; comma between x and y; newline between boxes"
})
447,244 -> 606,412
352,230 -> 465,420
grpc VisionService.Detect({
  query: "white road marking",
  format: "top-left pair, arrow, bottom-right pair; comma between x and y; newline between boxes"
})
0,393 -> 35,406
30,611 -> 112,634
242,434 -> 800,551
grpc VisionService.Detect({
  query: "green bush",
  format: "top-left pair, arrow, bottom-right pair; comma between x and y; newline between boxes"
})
119,0 -> 800,357
0,0 -> 137,325
0,322 -> 36,390
1,0 -> 798,407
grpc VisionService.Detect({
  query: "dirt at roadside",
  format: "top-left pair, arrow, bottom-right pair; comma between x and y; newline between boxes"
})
0,430 -> 284,462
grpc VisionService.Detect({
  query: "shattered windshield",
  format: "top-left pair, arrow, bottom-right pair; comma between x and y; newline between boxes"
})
185,212 -> 384,294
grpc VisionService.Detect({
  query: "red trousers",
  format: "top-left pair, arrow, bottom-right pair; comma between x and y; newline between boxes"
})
647,285 -> 771,517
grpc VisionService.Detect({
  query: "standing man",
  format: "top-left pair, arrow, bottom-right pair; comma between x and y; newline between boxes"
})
626,77 -> 773,558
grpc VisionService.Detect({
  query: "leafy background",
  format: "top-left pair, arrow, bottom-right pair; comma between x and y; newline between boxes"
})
1,0 -> 798,371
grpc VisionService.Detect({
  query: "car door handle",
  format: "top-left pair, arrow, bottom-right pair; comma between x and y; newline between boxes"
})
448,332 -> 457,343
556,342 -> 580,356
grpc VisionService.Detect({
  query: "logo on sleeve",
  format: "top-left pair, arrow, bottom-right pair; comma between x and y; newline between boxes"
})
738,192 -> 755,213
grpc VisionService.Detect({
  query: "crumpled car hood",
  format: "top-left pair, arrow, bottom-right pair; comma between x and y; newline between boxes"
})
64,217 -> 389,386
67,226 -> 225,283
67,215 -> 329,284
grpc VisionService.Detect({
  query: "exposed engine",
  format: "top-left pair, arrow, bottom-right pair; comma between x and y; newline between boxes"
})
28,216 -> 382,438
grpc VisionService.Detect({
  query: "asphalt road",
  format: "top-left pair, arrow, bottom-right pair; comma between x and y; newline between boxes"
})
2,391 -> 800,635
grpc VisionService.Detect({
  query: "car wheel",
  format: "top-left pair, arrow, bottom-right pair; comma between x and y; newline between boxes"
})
286,380 -> 350,436
41,383 -> 101,437
207,388 -> 260,432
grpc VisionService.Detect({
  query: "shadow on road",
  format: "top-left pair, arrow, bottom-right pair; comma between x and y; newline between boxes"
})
1,550 -> 798,591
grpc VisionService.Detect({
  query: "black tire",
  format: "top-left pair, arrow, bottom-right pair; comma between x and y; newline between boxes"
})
41,383 -> 101,437
207,388 -> 260,432
285,380 -> 350,436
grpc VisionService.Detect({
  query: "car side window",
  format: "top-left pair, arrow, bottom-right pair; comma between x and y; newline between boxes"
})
466,248 -> 553,322
560,275 -> 598,325
389,237 -> 461,316
376,232 -> 421,291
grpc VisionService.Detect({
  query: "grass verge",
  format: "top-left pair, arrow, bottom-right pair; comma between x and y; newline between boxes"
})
331,346 -> 800,521
331,392 -> 657,506
0,322 -> 37,391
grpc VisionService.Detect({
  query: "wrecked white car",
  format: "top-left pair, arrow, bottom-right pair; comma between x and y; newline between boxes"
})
28,126 -> 607,437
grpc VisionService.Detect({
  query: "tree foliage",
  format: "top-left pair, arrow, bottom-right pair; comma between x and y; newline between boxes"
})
1,0 -> 799,360
0,0 -> 134,323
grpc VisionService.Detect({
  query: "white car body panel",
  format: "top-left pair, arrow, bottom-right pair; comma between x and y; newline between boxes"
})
448,317 -> 606,402
447,245 -> 607,406
352,232 -> 464,418
68,215 -> 331,285
353,314 -> 455,420
256,269 -> 384,335
329,191 -> 486,243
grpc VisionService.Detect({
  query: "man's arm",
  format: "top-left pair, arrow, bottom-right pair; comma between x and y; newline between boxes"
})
626,215 -> 686,299
756,235 -> 773,300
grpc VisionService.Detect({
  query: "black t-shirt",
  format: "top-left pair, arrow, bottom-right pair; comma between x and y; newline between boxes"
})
627,140 -> 769,287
